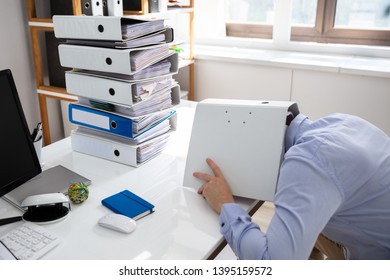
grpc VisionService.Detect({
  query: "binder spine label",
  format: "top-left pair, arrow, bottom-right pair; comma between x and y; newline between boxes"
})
72,108 -> 110,129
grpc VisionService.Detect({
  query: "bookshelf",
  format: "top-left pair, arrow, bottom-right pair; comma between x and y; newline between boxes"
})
26,0 -> 194,145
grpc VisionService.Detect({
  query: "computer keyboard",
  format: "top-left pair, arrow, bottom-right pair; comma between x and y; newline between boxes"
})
0,222 -> 61,260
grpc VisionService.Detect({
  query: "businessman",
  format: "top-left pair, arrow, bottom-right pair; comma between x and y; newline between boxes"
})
194,113 -> 390,259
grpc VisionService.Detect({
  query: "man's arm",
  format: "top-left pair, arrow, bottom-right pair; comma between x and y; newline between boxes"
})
193,157 -> 343,260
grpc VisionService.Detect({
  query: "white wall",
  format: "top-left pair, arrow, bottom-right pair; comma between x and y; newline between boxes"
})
0,1 -> 64,145
0,1 -> 39,131
194,59 -> 292,101
292,70 -> 390,134
191,57 -> 390,136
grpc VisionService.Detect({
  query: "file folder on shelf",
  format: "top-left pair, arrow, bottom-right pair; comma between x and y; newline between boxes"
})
65,28 -> 174,49
69,103 -> 176,139
58,44 -> 178,76
66,71 -> 180,107
107,0 -> 123,16
80,0 -> 104,16
53,15 -> 164,41
71,126 -> 172,166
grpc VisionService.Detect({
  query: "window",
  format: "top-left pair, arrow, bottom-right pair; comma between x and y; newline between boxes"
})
225,0 -> 390,46
224,0 -> 274,39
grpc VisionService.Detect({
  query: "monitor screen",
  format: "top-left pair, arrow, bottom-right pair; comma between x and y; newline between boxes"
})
0,69 -> 41,197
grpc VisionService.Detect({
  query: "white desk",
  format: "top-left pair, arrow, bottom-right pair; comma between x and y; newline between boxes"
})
0,101 -> 258,260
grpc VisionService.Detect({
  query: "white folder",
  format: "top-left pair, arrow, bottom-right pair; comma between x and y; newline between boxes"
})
58,44 -> 178,75
183,99 -> 297,201
65,28 -> 174,49
65,71 -> 180,107
84,0 -> 104,16
71,127 -> 172,167
107,0 -> 123,16
53,15 -> 164,41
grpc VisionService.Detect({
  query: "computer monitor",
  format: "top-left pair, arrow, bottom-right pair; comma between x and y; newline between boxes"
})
0,69 -> 41,197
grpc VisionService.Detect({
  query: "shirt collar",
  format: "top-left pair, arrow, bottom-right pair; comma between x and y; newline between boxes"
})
285,114 -> 310,151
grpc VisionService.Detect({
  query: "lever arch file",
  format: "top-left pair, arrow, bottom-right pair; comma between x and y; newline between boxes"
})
53,15 -> 164,41
58,44 -> 177,76
183,99 -> 297,201
71,127 -> 171,166
80,0 -> 104,16
102,190 -> 154,220
69,103 -> 176,139
77,85 -> 180,117
107,0 -> 123,16
64,52 -> 178,81
65,27 -> 174,49
109,84 -> 180,117
66,71 -> 180,109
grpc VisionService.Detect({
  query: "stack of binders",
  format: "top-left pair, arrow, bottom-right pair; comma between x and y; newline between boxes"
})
53,15 -> 180,167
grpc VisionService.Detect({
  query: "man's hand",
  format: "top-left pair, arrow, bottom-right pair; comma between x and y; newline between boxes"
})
193,158 -> 235,214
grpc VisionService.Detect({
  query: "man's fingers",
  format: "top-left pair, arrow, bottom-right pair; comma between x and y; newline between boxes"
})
206,158 -> 224,177
193,171 -> 213,182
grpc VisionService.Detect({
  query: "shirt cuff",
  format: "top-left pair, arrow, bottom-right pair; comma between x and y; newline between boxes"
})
219,203 -> 250,231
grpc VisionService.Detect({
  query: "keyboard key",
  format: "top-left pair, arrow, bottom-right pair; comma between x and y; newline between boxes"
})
0,222 -> 61,260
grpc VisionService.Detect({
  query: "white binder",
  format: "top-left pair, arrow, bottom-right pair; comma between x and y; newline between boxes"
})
58,45 -> 178,76
65,71 -> 180,107
53,15 -> 164,41
81,0 -> 104,16
183,99 -> 297,201
71,127 -> 173,167
65,28 -> 174,49
107,0 -> 123,16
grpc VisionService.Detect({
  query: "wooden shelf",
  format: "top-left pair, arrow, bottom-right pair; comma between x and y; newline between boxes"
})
26,0 -> 194,145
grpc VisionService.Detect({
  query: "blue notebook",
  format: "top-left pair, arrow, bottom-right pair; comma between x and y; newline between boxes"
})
101,190 -> 154,220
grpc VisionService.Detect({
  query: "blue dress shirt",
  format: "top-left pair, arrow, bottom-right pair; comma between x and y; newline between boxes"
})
219,113 -> 390,259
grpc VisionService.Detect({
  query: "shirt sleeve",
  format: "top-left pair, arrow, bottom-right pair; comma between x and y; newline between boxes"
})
219,203 -> 269,259
219,155 -> 343,259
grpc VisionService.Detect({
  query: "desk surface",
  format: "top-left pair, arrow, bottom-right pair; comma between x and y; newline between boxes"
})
0,101 -> 256,260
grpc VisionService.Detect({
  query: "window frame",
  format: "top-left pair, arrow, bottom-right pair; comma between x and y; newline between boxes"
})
225,0 -> 390,46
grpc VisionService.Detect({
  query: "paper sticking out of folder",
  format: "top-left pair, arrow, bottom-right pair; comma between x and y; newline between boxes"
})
77,82 -> 179,117
130,45 -> 170,71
